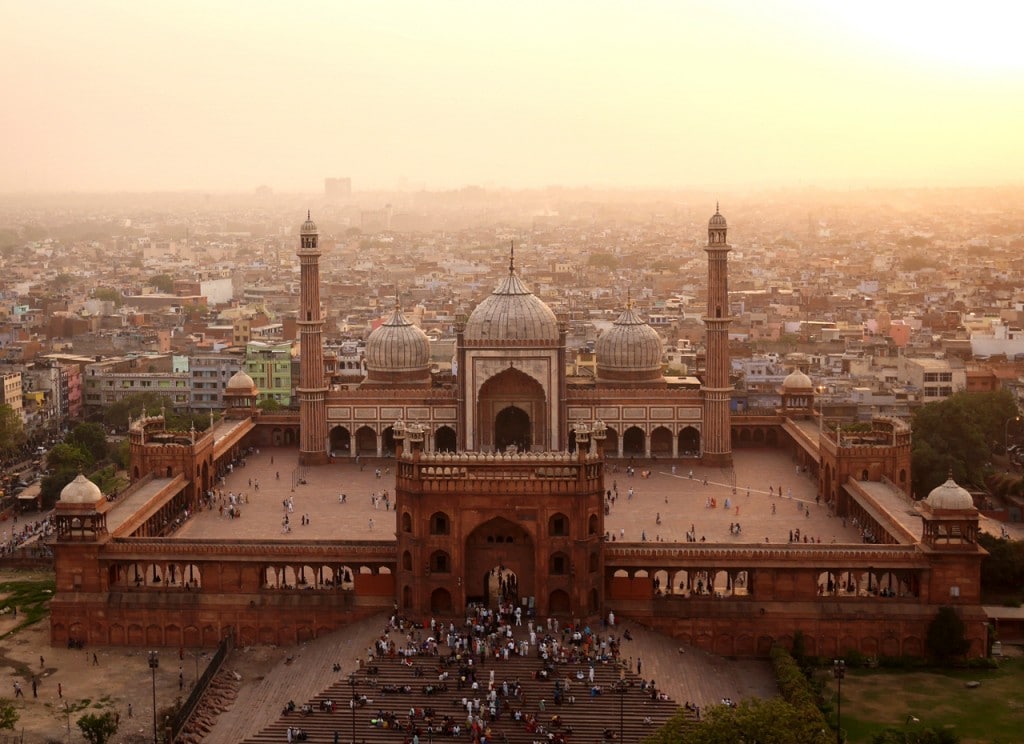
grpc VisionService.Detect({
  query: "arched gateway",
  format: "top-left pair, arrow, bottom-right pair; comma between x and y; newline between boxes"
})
464,518 -> 534,607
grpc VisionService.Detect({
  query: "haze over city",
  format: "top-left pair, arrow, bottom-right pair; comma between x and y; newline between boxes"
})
3,0 -> 1024,193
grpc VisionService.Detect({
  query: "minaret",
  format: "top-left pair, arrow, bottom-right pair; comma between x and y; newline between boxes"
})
702,204 -> 733,466
297,212 -> 329,464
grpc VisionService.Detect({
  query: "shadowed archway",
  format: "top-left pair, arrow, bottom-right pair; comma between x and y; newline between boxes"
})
476,367 -> 547,451
464,517 -> 535,608
495,406 -> 530,452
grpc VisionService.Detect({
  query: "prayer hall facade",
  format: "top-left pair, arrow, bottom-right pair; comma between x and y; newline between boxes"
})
48,210 -> 988,659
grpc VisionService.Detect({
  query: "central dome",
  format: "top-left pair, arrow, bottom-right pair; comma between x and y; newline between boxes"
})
365,306 -> 431,384
464,270 -> 559,342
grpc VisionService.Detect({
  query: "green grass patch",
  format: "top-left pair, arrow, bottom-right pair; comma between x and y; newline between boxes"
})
820,656 -> 1024,743
0,576 -> 55,638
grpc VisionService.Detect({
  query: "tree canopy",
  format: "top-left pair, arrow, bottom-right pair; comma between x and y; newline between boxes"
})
925,606 -> 971,664
77,710 -> 119,744
102,392 -> 174,431
149,273 -> 175,293
0,700 -> 17,730
644,697 -> 832,744
67,422 -> 109,463
0,404 -> 25,461
911,390 -> 1018,495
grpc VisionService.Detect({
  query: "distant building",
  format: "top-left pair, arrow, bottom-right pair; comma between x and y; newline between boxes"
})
324,177 -> 351,201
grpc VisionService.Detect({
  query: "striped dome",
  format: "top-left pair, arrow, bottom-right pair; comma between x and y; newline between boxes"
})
596,305 -> 663,383
365,307 -> 431,379
464,271 -> 559,342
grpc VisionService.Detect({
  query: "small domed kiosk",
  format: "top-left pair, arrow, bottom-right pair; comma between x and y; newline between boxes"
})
919,472 -> 979,549
54,474 -> 110,540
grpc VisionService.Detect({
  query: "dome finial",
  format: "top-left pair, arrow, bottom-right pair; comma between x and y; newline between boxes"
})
626,288 -> 633,310
509,240 -> 515,275
715,201 -> 720,214
307,209 -> 310,220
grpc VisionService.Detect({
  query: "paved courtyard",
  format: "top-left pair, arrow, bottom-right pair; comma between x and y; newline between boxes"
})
176,446 -> 869,547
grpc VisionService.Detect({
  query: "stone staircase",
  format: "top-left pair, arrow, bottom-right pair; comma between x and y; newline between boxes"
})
240,625 -> 696,744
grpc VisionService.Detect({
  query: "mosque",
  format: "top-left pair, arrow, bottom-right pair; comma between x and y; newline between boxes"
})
47,209 -> 988,659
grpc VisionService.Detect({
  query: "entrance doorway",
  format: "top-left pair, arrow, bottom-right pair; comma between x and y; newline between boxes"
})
495,407 -> 530,452
483,566 -> 518,606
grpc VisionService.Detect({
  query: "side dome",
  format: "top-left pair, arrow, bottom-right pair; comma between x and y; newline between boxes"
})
226,370 -> 256,391
708,207 -> 727,228
926,475 -> 974,510
464,269 -> 559,342
365,307 -> 431,385
300,211 -> 318,234
596,304 -> 664,385
60,474 -> 104,505
782,368 -> 813,391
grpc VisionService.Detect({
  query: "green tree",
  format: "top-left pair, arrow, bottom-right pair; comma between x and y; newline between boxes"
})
67,422 -> 109,463
911,390 -> 1016,495
978,533 -> 1024,593
644,697 -> 832,744
587,252 -> 619,270
46,443 -> 93,473
92,287 -> 125,306
53,273 -> 74,289
872,727 -> 960,743
0,699 -> 17,730
257,398 -> 282,412
102,392 -> 173,431
0,404 -> 25,460
76,710 -> 119,744
925,606 -> 971,664
39,469 -> 80,510
149,274 -> 175,293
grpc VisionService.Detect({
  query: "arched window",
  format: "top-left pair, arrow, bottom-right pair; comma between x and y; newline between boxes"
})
429,512 -> 450,535
401,512 -> 412,533
429,550 -> 451,574
402,551 -> 412,571
548,513 -> 569,537
549,552 -> 569,575
588,552 -> 599,573
588,514 -> 599,536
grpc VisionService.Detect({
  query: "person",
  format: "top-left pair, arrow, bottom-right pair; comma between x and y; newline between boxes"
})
13,682 -> 22,698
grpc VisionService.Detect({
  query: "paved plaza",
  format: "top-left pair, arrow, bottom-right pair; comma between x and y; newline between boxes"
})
177,446 -> 869,547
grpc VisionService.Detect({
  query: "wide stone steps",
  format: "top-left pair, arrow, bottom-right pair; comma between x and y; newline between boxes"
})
240,635 -> 695,743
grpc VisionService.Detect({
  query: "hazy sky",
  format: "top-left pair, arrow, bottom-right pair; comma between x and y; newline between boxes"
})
2,0 -> 1023,193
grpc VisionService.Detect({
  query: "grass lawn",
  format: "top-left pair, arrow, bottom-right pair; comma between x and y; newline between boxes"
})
820,656 -> 1024,743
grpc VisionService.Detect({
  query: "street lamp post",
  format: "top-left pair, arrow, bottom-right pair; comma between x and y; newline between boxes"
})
833,659 -> 845,744
1005,416 -> 1021,455
349,673 -> 357,744
148,650 -> 160,744
617,668 -> 626,743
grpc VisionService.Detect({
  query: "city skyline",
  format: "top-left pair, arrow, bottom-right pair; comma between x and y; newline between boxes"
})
2,0 -> 1023,193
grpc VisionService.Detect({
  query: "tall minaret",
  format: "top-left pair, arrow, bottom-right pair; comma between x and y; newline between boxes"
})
297,212 -> 328,465
701,204 -> 733,466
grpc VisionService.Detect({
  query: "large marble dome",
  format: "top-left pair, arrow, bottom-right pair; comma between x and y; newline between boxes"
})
464,267 -> 559,343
